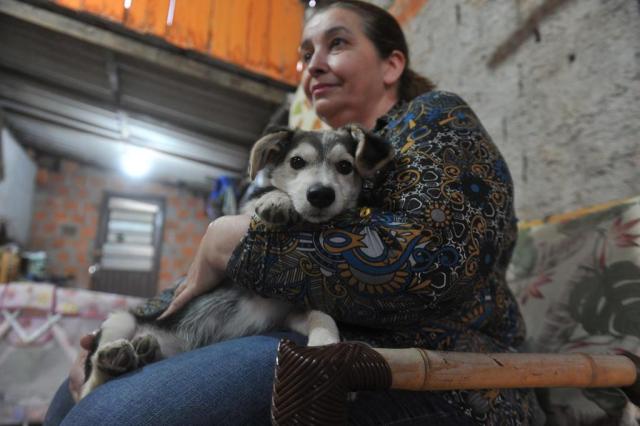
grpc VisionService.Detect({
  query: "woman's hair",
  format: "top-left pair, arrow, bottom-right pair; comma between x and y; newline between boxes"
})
312,0 -> 435,102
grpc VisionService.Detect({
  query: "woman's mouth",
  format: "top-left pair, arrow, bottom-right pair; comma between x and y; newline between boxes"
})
311,83 -> 336,97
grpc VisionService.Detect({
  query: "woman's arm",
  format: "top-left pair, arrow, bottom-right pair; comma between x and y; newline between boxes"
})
162,91 -> 519,347
227,91 -> 518,330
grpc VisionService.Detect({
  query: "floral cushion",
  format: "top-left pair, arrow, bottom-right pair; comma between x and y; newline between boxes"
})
507,196 -> 640,425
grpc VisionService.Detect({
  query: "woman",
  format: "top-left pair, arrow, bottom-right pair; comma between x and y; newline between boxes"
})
46,1 -> 539,424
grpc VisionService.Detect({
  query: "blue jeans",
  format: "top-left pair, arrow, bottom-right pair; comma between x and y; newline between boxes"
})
45,333 -> 476,426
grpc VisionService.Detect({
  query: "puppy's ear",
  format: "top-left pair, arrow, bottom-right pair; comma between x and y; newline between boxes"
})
249,128 -> 293,180
345,124 -> 394,178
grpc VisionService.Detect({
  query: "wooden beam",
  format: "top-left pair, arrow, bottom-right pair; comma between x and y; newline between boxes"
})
0,0 -> 289,104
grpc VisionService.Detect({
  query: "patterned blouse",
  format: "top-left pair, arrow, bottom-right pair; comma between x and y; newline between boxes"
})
227,91 -> 538,424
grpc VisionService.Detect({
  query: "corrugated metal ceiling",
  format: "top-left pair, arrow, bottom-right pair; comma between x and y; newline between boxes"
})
0,1 -> 294,191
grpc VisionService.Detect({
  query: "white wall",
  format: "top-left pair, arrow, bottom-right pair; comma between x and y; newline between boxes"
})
400,0 -> 640,220
0,127 -> 37,245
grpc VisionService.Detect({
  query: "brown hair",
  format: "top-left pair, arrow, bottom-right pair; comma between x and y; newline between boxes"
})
312,0 -> 435,102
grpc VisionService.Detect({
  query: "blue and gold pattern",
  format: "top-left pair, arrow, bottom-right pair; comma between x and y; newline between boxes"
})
228,91 -> 536,424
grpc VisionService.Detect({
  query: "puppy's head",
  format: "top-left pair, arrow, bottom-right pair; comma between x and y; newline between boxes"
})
249,125 -> 394,223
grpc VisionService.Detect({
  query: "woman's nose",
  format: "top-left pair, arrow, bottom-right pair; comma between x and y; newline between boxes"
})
307,52 -> 327,76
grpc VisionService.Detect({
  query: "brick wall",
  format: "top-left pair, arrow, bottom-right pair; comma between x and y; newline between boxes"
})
29,158 -> 211,292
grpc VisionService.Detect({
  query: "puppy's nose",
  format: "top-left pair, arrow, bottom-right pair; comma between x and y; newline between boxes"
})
307,185 -> 335,208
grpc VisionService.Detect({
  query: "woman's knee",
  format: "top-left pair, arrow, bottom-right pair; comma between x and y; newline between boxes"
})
61,334 -> 302,425
44,379 -> 75,426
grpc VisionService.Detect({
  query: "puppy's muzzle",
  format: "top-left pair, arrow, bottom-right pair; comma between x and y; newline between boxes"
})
307,185 -> 335,209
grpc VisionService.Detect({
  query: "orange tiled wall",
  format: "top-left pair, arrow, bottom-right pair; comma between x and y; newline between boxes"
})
29,159 -> 210,292
53,0 -> 304,85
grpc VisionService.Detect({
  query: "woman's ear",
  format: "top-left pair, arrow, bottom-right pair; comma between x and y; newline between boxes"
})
382,50 -> 406,87
248,129 -> 293,180
344,125 -> 395,178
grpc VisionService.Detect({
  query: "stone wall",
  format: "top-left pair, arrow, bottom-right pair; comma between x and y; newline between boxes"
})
29,158 -> 210,292
399,0 -> 640,220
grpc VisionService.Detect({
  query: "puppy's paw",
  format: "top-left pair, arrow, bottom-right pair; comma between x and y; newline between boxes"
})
255,191 -> 299,225
131,334 -> 161,366
80,378 -> 101,400
96,338 -> 138,376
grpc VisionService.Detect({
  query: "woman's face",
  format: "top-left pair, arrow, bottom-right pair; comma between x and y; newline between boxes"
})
299,8 -> 399,129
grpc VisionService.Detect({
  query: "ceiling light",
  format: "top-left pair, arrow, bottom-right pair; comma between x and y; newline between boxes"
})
121,148 -> 152,178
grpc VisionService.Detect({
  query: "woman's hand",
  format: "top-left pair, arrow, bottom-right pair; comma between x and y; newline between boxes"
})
157,237 -> 221,320
68,331 -> 97,402
158,215 -> 251,320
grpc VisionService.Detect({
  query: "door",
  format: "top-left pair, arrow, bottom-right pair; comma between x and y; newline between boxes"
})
90,193 -> 165,297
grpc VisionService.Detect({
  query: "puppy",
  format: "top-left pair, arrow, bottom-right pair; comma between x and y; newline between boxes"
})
80,125 -> 394,399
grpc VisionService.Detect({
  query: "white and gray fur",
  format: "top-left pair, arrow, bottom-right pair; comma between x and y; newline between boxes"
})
80,125 -> 394,399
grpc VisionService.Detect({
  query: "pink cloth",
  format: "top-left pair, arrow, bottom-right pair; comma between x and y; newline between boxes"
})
0,282 -> 145,424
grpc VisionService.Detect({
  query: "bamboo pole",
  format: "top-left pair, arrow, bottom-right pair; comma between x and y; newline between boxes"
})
271,340 -> 639,425
375,348 -> 637,391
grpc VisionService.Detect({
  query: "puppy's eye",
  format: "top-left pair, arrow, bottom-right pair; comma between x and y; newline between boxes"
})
290,156 -> 306,170
336,160 -> 353,175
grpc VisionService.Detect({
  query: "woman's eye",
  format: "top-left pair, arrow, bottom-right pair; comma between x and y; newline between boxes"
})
301,51 -> 313,63
336,160 -> 353,175
329,38 -> 345,49
290,156 -> 306,170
